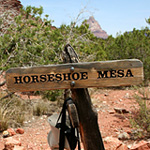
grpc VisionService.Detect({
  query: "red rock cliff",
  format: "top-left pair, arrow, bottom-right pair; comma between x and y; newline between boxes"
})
86,16 -> 108,39
0,0 -> 22,12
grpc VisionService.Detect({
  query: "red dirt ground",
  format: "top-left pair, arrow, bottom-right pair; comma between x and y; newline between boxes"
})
0,87 -> 148,149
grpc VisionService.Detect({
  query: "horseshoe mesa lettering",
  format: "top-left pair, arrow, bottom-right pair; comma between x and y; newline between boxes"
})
6,59 -> 143,92
13,69 -> 134,85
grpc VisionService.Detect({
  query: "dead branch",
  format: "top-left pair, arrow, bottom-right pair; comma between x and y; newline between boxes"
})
0,92 -> 15,100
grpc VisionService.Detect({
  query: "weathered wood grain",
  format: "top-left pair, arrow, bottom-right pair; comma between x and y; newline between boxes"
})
6,59 -> 143,92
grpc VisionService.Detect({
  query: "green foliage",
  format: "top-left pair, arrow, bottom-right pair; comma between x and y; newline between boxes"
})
105,27 -> 150,84
0,6 -> 107,101
0,6 -> 55,70
41,90 -> 63,101
0,6 -> 107,71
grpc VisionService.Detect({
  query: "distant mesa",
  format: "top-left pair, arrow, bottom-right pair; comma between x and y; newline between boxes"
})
86,16 -> 108,39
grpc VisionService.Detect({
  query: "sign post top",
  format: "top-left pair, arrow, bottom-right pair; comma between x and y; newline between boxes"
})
6,59 -> 143,92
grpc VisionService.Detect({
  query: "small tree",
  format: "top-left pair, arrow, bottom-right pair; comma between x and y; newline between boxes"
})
105,24 -> 150,83
0,6 -> 107,99
0,6 -> 107,71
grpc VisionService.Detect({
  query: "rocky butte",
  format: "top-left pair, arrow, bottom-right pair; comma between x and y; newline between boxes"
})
86,16 -> 108,39
0,0 -> 57,36
0,0 -> 22,10
0,0 -> 22,36
0,0 -> 22,17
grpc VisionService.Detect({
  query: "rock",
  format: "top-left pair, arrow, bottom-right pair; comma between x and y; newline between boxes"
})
103,136 -> 122,150
125,129 -> 131,134
3,130 -> 10,138
7,128 -> 16,136
16,128 -> 24,134
103,136 -> 129,150
124,93 -> 130,99
118,132 -> 130,140
108,109 -> 115,114
104,93 -> 109,96
0,0 -> 22,14
117,143 -> 128,150
0,0 -> 22,37
119,99 -> 123,102
86,16 -> 108,39
129,140 -> 150,150
4,137 -> 21,150
114,108 -> 129,114
13,145 -> 25,150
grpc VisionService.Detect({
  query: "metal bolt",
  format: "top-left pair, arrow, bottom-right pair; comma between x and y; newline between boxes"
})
70,81 -> 75,87
70,66 -> 74,73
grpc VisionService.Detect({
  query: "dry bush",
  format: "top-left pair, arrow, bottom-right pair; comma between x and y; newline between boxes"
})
0,90 -> 61,131
130,87 -> 150,139
0,94 -> 32,131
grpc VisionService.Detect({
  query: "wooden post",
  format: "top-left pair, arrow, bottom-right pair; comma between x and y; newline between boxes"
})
62,44 -> 105,150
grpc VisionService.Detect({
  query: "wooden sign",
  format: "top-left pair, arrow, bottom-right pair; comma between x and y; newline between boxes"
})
6,59 -> 143,92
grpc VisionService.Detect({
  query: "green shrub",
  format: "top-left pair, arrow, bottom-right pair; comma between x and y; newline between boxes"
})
41,90 -> 63,101
105,28 -> 150,84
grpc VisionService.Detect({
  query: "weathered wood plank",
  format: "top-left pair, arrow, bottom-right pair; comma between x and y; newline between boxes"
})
6,59 -> 143,92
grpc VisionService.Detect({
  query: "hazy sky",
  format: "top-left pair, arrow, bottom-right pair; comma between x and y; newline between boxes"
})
20,0 -> 150,37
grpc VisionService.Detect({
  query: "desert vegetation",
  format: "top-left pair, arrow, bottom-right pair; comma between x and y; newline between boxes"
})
0,6 -> 150,139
